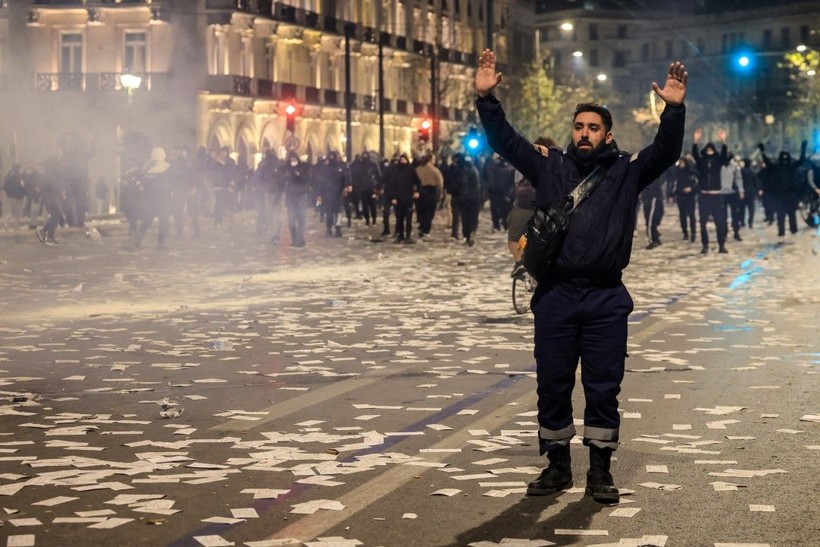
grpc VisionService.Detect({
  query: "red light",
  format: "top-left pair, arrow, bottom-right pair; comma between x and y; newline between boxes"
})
285,104 -> 296,115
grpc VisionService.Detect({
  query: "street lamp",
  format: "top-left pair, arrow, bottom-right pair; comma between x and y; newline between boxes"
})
120,73 -> 142,105
597,73 -> 608,82
572,50 -> 583,58
560,22 -> 574,31
116,72 -> 141,213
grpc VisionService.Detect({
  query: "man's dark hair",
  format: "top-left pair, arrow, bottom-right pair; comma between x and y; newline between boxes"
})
573,103 -> 613,132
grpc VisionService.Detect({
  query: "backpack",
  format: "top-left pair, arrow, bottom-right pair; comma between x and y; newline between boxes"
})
3,174 -> 25,199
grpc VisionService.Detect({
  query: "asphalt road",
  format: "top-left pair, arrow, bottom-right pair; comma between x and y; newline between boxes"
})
0,210 -> 817,547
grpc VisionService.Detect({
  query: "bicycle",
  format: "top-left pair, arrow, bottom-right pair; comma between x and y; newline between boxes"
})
512,270 -> 537,314
797,188 -> 820,228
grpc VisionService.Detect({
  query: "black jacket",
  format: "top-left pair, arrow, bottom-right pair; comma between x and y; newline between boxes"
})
671,162 -> 698,198
692,143 -> 728,192
384,163 -> 420,204
283,162 -> 310,197
477,93 -> 684,284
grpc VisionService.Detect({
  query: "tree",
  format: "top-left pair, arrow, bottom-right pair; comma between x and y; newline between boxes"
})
504,54 -> 568,142
781,49 -> 819,142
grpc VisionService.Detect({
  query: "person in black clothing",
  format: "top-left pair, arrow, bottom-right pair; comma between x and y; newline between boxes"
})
36,151 -> 67,246
132,147 -> 172,249
384,154 -> 420,243
252,147 -> 279,236
441,155 -> 464,240
283,152 -> 309,247
670,156 -> 698,241
758,140 -> 806,238
211,147 -> 236,227
640,177 -> 665,249
692,129 -> 729,253
452,153 -> 482,246
740,158 -> 760,229
3,163 -> 26,223
475,48 -> 686,503
350,154 -> 380,226
316,152 -> 351,237
61,138 -> 94,228
483,153 -> 516,231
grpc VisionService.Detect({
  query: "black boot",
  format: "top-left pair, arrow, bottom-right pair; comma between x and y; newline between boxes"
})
526,445 -> 572,496
586,445 -> 619,504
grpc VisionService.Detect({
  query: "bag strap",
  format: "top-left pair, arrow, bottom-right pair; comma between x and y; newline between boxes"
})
563,164 -> 607,214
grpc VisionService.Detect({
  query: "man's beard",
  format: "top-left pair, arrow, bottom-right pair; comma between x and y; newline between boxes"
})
573,139 -> 606,159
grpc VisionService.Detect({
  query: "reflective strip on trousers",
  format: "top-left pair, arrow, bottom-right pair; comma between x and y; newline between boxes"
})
539,424 -> 576,443
583,425 -> 619,442
584,425 -> 619,450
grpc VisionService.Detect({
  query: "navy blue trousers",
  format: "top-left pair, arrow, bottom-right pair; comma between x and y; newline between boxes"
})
532,283 -> 633,454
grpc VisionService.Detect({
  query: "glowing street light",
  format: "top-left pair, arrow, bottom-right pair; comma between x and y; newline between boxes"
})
119,73 -> 142,91
117,72 -> 142,214
572,50 -> 583,58
597,73 -> 608,82
560,22 -> 574,31
797,44 -> 807,52
120,73 -> 142,105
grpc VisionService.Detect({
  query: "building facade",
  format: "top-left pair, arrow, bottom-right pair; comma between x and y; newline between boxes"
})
0,0 -> 513,209
513,0 -> 819,150
199,0 -> 512,164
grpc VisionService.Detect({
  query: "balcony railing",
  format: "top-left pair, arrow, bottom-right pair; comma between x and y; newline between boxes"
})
204,76 -> 470,120
362,26 -> 377,44
361,95 -> 377,111
33,1 -> 150,4
35,72 -> 160,92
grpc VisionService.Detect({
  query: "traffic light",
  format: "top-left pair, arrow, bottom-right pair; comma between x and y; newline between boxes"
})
285,103 -> 297,132
730,49 -> 756,75
419,118 -> 432,143
464,127 -> 483,155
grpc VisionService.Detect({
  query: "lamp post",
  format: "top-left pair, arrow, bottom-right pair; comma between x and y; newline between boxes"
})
116,72 -> 142,213
120,72 -> 142,106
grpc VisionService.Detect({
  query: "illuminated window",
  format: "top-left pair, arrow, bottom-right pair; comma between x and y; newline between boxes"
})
60,33 -> 83,74
124,31 -> 147,73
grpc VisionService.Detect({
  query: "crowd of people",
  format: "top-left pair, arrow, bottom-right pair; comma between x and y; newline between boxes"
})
1,133 -> 817,256
638,132 -> 819,254
0,140 -> 524,251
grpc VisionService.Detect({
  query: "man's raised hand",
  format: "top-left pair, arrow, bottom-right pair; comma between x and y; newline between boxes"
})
652,61 -> 687,106
475,49 -> 502,97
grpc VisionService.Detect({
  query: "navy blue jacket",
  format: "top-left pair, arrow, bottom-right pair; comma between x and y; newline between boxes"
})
477,94 -> 685,284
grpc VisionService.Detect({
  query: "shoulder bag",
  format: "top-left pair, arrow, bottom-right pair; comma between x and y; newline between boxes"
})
521,165 -> 608,283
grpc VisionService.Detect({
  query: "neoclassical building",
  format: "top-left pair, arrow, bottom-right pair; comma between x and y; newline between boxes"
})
200,0 -> 513,164
0,0 -> 514,198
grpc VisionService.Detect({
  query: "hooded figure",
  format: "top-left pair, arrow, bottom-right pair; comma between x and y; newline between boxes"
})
758,140 -> 807,236
384,153 -> 421,242
692,141 -> 728,192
